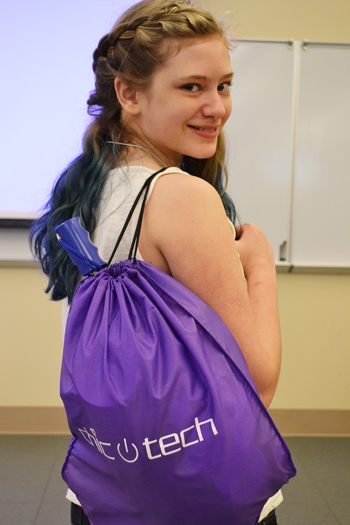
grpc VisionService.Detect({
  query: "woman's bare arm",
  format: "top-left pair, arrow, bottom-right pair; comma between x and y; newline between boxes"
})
140,173 -> 281,407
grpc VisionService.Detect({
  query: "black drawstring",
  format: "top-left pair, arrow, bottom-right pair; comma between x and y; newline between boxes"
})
107,168 -> 166,267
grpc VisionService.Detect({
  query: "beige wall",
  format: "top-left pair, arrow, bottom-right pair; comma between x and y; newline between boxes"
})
201,0 -> 350,42
1,0 -> 349,413
0,267 -> 62,406
274,273 -> 350,409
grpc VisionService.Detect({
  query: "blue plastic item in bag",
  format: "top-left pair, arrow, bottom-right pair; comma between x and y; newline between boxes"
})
59,170 -> 296,525
56,217 -> 106,276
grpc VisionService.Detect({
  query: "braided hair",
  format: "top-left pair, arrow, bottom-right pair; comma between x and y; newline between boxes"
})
30,0 -> 237,302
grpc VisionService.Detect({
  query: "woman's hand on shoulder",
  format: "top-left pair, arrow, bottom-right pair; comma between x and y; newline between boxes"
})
235,223 -> 276,279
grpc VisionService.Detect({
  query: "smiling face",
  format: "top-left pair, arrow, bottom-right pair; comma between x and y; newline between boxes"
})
126,36 -> 233,167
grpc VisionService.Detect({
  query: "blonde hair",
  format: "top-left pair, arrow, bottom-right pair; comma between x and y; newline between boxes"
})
87,0 -> 231,186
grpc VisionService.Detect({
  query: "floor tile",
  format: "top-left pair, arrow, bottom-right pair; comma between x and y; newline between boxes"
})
0,502 -> 39,525
0,436 -> 57,503
286,437 -> 350,503
328,500 -> 350,525
0,457 -> 52,503
43,440 -> 70,503
34,502 -> 70,525
276,501 -> 341,524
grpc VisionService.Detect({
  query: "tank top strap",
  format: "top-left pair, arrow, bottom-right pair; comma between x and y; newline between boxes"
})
107,166 -> 190,266
107,167 -> 166,266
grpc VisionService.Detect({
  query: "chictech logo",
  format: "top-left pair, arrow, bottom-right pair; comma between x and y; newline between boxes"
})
79,417 -> 218,463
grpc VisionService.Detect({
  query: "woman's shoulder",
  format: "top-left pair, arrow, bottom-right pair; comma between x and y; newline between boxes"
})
153,169 -> 236,237
145,168 -> 229,245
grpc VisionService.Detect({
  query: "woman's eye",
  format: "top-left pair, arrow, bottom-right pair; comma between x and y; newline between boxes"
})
218,82 -> 232,93
182,84 -> 200,92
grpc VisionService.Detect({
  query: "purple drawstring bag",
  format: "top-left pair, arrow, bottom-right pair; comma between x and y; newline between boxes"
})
59,170 -> 296,525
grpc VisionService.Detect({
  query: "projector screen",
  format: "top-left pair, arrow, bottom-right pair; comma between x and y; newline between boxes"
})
0,0 -> 135,218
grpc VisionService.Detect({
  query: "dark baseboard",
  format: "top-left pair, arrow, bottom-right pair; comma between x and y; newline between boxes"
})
0,407 -> 69,434
268,408 -> 350,437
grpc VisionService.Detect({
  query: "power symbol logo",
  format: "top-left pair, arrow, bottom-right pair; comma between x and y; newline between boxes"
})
117,439 -> 139,463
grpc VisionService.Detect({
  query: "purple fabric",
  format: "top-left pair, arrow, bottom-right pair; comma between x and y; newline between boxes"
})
61,260 -> 296,525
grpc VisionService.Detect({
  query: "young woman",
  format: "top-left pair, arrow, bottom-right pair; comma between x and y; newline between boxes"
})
31,1 -> 283,523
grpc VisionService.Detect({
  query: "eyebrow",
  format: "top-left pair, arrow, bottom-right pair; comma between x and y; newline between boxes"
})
179,73 -> 234,82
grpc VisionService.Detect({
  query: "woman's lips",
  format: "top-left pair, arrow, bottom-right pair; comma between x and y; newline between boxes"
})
188,125 -> 219,138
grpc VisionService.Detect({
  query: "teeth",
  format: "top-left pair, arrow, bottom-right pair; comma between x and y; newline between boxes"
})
193,127 -> 215,133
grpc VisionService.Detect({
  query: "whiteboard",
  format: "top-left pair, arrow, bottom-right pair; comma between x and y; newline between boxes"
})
225,41 -> 295,263
291,44 -> 350,266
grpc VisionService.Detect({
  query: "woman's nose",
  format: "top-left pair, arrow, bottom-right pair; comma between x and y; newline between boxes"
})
201,91 -> 227,119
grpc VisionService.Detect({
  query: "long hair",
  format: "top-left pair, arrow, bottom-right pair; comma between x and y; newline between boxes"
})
30,0 -> 237,302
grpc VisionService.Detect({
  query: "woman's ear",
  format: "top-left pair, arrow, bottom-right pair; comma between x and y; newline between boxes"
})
114,77 -> 141,116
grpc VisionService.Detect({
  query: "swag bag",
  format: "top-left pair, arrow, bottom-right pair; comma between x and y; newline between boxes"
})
58,170 -> 296,525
